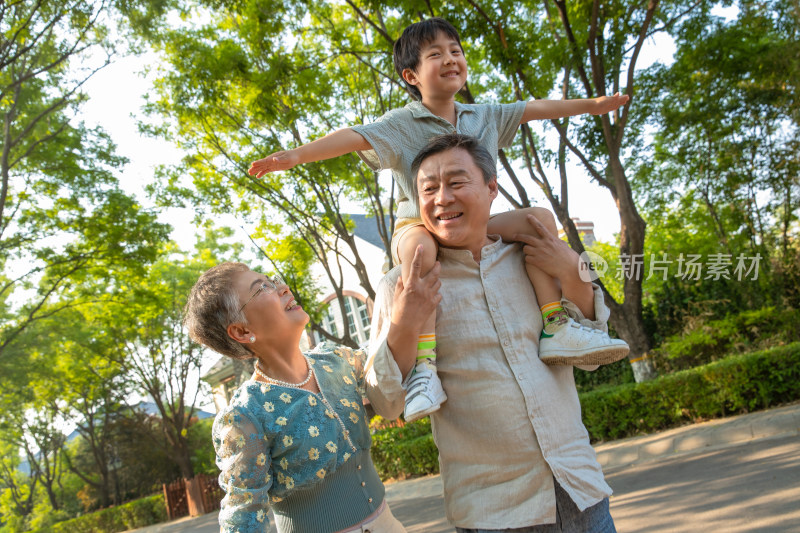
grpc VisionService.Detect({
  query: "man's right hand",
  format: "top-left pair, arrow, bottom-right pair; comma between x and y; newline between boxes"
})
391,245 -> 442,332
248,150 -> 300,178
388,246 -> 442,377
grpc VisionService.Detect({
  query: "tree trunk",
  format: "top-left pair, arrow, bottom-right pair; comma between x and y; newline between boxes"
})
609,154 -> 657,382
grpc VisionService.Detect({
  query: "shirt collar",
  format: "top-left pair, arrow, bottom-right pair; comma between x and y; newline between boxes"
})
406,100 -> 474,120
437,234 -> 505,264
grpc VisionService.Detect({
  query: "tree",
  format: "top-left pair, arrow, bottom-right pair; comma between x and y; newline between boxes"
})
141,1 -> 784,380
0,0 -> 171,364
135,0 -> 407,348
107,234 -> 240,480
629,0 -> 800,332
48,310 -> 132,509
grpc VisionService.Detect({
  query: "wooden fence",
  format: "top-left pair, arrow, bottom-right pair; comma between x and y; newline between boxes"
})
163,473 -> 224,519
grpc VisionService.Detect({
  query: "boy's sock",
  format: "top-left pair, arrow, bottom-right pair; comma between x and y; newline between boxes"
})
415,333 -> 437,369
540,302 -> 569,336
403,332 -> 445,423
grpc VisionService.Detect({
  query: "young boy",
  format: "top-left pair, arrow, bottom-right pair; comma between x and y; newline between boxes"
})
249,18 -> 629,422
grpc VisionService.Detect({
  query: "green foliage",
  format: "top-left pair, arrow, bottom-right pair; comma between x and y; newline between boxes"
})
370,418 -> 439,481
574,358 -> 635,393
653,307 -> 800,371
581,343 -> 800,442
629,0 -> 800,341
0,0 -> 172,364
26,501 -> 71,532
28,494 -> 167,533
187,418 -> 218,476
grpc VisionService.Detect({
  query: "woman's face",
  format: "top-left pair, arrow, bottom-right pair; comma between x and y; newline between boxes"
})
232,269 -> 310,339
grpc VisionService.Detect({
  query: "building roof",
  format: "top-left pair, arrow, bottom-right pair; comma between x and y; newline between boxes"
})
348,214 -> 391,252
132,400 -> 215,420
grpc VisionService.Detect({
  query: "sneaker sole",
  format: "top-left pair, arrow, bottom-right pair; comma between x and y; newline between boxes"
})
404,402 -> 443,423
540,346 -> 630,366
404,391 -> 448,423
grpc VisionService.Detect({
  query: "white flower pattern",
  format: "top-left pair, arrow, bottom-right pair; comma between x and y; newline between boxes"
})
215,344 -> 371,532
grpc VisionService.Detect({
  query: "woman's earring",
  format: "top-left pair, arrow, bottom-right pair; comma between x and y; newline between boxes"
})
249,335 -> 256,343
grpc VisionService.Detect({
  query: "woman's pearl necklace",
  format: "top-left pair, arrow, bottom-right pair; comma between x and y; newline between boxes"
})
254,356 -> 313,389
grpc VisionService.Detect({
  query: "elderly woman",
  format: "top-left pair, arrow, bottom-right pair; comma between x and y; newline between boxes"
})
184,262 -> 422,533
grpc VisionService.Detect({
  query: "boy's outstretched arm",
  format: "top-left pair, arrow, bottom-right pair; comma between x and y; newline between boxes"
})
520,92 -> 629,124
248,128 -> 373,178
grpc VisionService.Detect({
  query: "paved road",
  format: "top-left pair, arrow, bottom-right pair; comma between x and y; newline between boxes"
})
130,404 -> 800,532
606,434 -> 800,532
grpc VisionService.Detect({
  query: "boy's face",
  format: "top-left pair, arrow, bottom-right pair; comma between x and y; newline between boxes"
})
403,31 -> 467,100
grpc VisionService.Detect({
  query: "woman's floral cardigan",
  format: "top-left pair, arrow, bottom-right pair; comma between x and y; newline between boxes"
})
212,342 -> 372,531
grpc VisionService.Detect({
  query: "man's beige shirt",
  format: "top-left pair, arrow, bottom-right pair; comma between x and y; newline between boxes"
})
366,238 -> 612,529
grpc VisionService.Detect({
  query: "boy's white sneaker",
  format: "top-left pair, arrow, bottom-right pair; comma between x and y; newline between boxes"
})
539,318 -> 629,366
403,362 -> 447,423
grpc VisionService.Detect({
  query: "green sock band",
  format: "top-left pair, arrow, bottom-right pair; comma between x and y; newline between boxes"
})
417,335 -> 436,363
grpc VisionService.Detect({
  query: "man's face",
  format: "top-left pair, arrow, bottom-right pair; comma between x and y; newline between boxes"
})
417,147 -> 497,255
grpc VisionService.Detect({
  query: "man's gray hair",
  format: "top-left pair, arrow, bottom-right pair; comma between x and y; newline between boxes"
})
411,133 -> 497,185
184,262 -> 253,359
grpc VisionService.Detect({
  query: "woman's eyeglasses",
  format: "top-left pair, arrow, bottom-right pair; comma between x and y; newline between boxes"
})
239,275 -> 286,312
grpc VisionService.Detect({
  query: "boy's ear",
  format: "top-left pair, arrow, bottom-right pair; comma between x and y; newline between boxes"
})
402,68 -> 420,87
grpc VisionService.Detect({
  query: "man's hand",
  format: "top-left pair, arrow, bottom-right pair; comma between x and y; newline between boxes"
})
391,245 -> 442,333
591,92 -> 630,115
388,246 -> 442,377
248,150 -> 300,178
515,215 -> 595,319
514,215 -> 581,282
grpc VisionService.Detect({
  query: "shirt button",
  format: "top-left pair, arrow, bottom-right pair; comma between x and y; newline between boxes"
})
357,465 -> 362,470
504,340 -> 509,346
368,498 -> 373,503
361,481 -> 366,487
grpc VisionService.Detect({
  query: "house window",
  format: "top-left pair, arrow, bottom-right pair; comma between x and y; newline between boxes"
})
322,306 -> 338,337
319,295 -> 371,346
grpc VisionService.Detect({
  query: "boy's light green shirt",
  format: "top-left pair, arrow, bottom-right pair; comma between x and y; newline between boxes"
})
351,100 -> 527,222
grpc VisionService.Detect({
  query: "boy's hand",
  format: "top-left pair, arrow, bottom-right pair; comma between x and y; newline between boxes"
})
591,92 -> 630,115
248,150 -> 300,178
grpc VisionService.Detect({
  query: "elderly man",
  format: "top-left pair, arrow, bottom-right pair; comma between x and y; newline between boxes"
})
366,133 -> 617,532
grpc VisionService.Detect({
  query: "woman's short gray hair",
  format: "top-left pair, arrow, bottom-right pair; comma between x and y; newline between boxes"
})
184,262 -> 253,359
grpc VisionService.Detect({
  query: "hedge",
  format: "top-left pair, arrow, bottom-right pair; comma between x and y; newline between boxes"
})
370,417 -> 439,481
32,493 -> 168,533
653,307 -> 800,371
370,342 -> 800,479
581,342 -> 800,442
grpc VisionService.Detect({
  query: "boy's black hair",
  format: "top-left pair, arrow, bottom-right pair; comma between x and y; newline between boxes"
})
393,17 -> 463,101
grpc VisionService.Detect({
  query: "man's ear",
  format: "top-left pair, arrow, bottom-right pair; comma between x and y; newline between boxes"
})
487,177 -> 499,203
227,323 -> 251,345
402,68 -> 420,87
